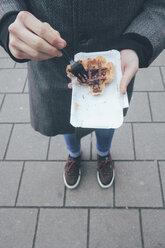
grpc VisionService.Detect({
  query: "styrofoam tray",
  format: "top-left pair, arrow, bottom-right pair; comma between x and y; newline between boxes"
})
70,50 -> 129,129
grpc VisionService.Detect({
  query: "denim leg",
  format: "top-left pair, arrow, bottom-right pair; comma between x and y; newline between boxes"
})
63,133 -> 81,158
95,128 -> 115,156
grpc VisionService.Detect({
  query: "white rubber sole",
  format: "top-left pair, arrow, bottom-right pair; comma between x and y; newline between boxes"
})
97,169 -> 115,188
63,168 -> 81,189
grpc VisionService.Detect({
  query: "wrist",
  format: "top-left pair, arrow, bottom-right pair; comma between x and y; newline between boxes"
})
111,33 -> 153,68
0,11 -> 30,63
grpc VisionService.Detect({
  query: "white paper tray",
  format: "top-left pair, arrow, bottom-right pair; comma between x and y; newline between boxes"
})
70,50 -> 129,129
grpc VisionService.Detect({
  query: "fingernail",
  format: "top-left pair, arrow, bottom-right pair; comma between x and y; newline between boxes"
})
57,51 -> 63,57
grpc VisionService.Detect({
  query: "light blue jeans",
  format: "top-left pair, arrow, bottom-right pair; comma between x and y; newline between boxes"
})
64,129 -> 115,158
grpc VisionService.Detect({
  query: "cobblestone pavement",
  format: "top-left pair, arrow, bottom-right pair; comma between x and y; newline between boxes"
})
0,46 -> 165,248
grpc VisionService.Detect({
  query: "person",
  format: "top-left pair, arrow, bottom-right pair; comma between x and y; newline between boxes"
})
0,1 -> 164,189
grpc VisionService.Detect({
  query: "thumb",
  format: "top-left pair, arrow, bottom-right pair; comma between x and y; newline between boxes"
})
120,66 -> 134,95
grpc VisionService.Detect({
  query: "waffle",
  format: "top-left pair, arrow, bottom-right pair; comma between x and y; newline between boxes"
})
66,56 -> 115,95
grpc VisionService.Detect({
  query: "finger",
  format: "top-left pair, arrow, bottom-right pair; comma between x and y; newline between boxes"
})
8,46 -> 29,60
10,36 -> 55,61
120,65 -> 135,94
68,82 -> 72,89
10,22 -> 62,57
121,63 -> 125,75
17,11 -> 66,49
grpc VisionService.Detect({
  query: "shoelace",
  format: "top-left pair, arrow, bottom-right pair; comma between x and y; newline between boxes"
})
98,159 -> 112,174
66,160 -> 78,175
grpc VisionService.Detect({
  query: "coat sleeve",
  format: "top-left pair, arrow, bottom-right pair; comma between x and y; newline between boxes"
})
0,0 -> 27,21
124,0 -> 165,64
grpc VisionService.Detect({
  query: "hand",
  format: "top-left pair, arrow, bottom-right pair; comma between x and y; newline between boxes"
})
120,49 -> 139,94
8,11 -> 66,60
67,49 -> 139,90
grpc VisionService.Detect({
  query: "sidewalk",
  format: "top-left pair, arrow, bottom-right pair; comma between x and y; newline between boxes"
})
0,46 -> 165,248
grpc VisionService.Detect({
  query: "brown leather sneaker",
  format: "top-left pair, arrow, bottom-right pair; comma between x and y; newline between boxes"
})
97,154 -> 115,188
63,155 -> 81,189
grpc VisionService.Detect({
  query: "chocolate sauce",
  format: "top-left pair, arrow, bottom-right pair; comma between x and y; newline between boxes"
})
77,59 -> 108,93
86,60 -> 107,92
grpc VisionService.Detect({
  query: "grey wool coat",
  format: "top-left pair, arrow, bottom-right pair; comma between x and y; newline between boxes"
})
0,0 -> 165,138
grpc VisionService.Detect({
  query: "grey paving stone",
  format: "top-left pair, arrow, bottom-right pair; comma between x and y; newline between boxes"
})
142,210 -> 165,248
0,124 -> 12,159
6,124 -> 49,160
48,134 -> 91,160
0,161 -> 23,206
149,92 -> 165,121
0,69 -> 27,93
115,161 -> 162,207
92,124 -> 134,160
0,208 -> 37,248
150,50 -> 165,66
65,162 -> 113,207
0,47 -> 9,57
111,124 -> 134,160
133,123 -> 165,159
90,209 -> 141,248
48,135 -> 69,160
35,209 -> 87,248
159,161 -> 165,202
17,162 -> 64,206
15,62 -> 28,68
0,94 -> 30,122
125,92 -> 151,122
134,67 -> 164,91
0,58 -> 15,68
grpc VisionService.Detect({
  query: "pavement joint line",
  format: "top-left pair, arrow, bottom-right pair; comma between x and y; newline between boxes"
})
0,67 -> 15,69
0,92 -> 29,95
0,67 -> 27,70
157,160 -> 165,208
22,74 -> 28,93
0,122 -> 31,124
0,206 -> 165,210
32,208 -> 40,248
0,66 -> 28,69
0,57 -> 10,59
113,176 -> 116,207
46,137 -> 51,160
2,123 -> 14,160
0,122 -> 30,124
0,93 -> 5,112
139,209 -> 145,248
1,121 -> 165,125
147,91 -> 154,122
150,65 -> 165,67
63,185 -> 67,207
124,121 -> 165,123
133,90 -> 165,93
159,66 -> 165,89
90,133 -> 92,160
0,122 -> 30,125
147,92 -> 154,122
129,121 -> 165,124
1,159 -> 165,162
87,209 -> 90,248
131,123 -> 137,160
0,90 -> 164,94
14,161 -> 25,206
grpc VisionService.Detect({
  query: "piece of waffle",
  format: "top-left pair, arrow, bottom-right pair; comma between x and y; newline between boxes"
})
66,56 -> 115,95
